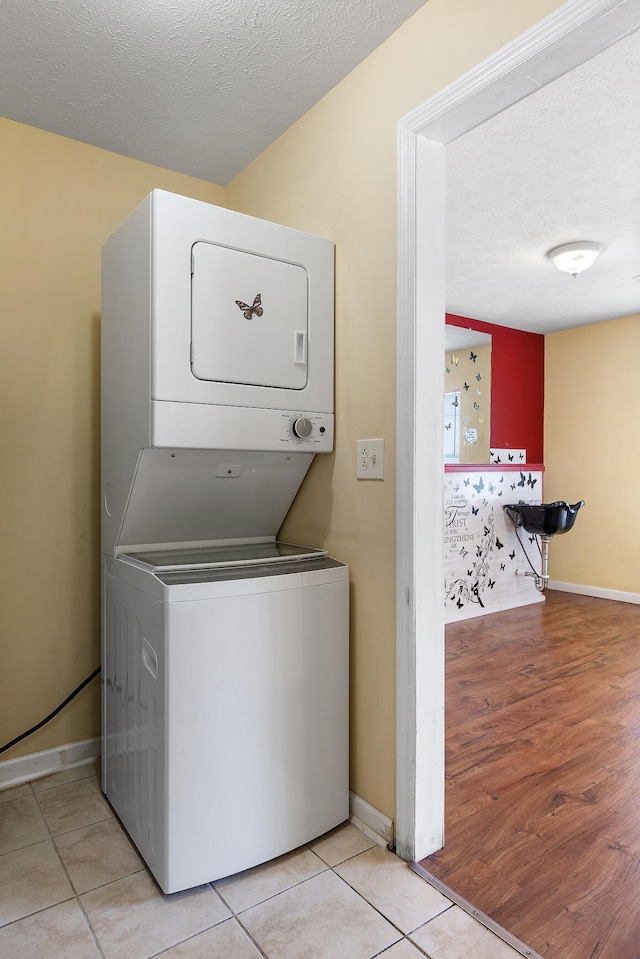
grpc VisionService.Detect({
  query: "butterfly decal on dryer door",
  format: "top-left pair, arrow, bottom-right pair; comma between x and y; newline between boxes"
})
235,293 -> 263,319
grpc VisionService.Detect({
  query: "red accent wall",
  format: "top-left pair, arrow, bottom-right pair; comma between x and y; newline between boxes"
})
446,313 -> 544,463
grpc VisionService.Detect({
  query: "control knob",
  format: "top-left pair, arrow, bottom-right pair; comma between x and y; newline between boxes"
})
292,416 -> 313,439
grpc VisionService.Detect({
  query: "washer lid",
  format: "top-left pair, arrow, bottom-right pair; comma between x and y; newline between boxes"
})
120,541 -> 327,572
117,448 -> 314,552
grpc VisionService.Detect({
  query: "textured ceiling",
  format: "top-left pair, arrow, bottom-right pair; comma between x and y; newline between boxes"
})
0,0 -> 427,185
446,28 -> 640,334
4,2 -> 638,333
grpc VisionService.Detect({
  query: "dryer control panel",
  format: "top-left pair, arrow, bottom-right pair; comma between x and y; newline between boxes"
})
286,412 -> 331,445
150,403 -> 334,452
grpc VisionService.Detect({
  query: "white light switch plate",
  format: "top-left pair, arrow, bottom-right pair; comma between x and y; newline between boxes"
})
357,439 -> 384,480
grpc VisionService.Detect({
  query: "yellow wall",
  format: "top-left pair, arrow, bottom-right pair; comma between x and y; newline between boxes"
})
544,314 -> 640,593
0,117 -> 224,760
226,0 -> 564,817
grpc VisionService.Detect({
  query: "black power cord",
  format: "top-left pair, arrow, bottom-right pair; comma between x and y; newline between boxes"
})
0,667 -> 101,756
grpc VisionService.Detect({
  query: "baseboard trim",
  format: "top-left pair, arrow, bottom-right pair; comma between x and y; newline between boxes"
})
349,791 -> 394,848
409,862 -> 546,959
0,737 -> 101,789
445,592 -> 545,624
548,581 -> 640,605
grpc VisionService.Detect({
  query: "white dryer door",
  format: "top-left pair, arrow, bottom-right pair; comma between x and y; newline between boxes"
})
191,241 -> 308,389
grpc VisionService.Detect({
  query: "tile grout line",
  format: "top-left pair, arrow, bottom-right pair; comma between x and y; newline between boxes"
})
225,911 -> 274,959
31,777 -> 109,959
217,863 -> 331,916
142,911 -> 269,959
0,785 -> 69,934
409,861 -> 548,959
154,837 -> 391,957
218,862 -> 409,959
212,842 -> 458,956
373,938 -> 432,958
327,854 -> 457,945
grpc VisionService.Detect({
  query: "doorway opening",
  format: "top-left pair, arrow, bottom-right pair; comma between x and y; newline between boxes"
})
395,0 -> 639,861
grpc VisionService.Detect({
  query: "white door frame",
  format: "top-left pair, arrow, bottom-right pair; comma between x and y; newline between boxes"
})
395,0 -> 640,861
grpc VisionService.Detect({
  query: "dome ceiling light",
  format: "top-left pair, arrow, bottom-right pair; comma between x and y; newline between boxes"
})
547,241 -> 602,277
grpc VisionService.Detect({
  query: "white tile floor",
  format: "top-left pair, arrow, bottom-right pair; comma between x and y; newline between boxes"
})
0,762 -> 527,959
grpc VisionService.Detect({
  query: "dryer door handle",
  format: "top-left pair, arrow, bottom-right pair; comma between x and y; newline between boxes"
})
294,330 -> 307,366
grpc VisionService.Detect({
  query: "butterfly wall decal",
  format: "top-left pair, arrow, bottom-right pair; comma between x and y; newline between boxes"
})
496,537 -> 504,549
470,351 -> 477,362
445,422 -> 452,430
471,506 -> 479,515
473,402 -> 480,410
463,382 -> 470,391
527,473 -> 538,489
488,579 -> 496,589
446,367 -> 451,374
473,477 -> 484,494
517,472 -> 526,487
500,563 -> 505,571
509,550 -> 515,560
235,293 -> 263,319
450,353 -> 459,366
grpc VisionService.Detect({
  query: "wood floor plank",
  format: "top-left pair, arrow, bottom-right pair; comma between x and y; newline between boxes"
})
420,589 -> 640,959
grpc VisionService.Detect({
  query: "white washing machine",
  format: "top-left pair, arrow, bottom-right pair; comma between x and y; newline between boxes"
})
100,191 -> 348,893
103,543 -> 349,894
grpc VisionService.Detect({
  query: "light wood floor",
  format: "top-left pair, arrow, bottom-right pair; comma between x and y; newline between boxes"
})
420,589 -> 640,959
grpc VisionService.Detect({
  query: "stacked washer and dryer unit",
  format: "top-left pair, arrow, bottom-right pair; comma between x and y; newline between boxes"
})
101,190 -> 348,894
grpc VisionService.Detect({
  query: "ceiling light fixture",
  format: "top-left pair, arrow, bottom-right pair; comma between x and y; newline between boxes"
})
547,241 -> 602,277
